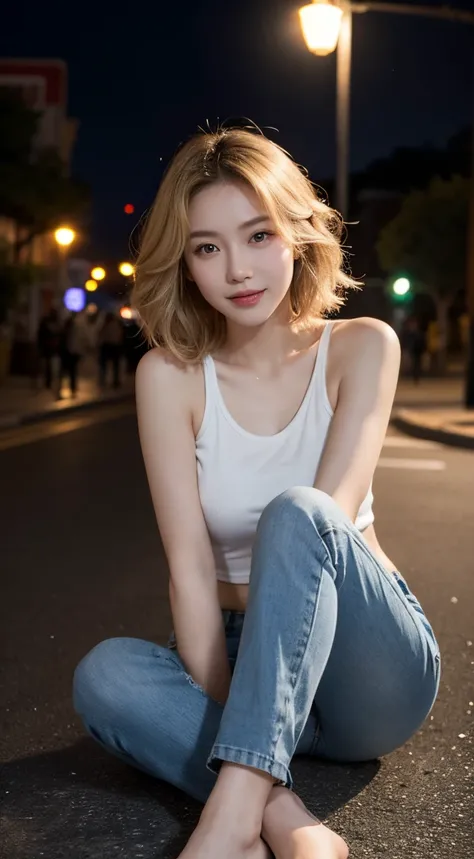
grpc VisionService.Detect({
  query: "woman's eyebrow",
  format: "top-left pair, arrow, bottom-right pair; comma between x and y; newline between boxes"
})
189,215 -> 271,240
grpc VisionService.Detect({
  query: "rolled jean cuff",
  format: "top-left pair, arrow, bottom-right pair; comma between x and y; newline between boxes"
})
206,744 -> 293,789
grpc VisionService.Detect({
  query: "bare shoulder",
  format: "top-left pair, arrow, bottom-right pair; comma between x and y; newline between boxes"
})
136,346 -> 199,386
136,347 -> 202,405
330,316 -> 400,369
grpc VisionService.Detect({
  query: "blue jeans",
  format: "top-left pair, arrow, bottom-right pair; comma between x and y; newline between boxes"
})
73,488 -> 441,801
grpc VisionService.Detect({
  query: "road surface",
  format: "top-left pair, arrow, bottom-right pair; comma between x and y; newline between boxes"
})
1,402 -> 473,858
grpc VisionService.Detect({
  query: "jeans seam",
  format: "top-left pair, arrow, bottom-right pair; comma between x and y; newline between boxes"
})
270,526 -> 334,760
321,522 -> 440,659
319,522 -> 392,580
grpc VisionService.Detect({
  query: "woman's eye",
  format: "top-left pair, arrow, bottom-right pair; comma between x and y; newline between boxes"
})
195,244 -> 217,255
194,232 -> 273,255
252,231 -> 272,243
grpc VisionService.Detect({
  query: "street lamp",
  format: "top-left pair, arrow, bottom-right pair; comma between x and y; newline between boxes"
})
54,226 -> 76,302
299,0 -> 352,220
299,1 -> 343,55
298,1 -> 474,405
54,227 -> 76,247
298,1 -> 474,218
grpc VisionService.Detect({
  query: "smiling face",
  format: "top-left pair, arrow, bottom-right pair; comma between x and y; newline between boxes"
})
183,180 -> 295,327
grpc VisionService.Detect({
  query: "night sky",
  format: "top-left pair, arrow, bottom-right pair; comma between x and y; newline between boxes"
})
3,0 -> 473,261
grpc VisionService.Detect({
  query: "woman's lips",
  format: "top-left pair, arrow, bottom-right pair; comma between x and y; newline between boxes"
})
229,290 -> 266,307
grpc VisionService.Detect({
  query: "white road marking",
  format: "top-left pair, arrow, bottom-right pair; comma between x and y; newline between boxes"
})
383,435 -> 441,450
377,457 -> 446,471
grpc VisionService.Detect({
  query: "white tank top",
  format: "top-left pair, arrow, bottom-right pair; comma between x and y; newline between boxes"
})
196,321 -> 375,584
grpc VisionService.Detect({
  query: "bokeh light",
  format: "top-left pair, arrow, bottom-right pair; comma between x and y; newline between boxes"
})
54,227 -> 76,247
393,277 -> 411,296
119,262 -> 135,277
64,288 -> 86,312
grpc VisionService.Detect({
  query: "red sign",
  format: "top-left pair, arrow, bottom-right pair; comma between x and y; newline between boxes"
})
0,59 -> 68,151
0,59 -> 67,108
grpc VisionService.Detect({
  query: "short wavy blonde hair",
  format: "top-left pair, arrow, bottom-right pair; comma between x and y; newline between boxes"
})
132,126 -> 361,362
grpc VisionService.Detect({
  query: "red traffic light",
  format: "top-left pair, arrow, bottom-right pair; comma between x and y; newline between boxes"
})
124,203 -> 135,215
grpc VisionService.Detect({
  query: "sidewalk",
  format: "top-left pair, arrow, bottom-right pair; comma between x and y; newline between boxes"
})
1,364 -> 473,449
393,374 -> 474,450
0,363 -> 135,428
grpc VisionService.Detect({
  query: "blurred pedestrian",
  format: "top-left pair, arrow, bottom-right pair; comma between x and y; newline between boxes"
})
401,316 -> 426,384
98,312 -> 124,388
58,313 -> 86,398
37,308 -> 61,390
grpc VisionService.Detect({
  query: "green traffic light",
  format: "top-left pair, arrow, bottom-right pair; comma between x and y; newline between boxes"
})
392,277 -> 411,297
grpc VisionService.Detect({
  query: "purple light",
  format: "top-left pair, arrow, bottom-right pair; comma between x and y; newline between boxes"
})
64,288 -> 86,312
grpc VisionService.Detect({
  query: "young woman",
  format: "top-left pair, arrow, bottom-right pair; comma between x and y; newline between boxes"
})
73,127 -> 441,859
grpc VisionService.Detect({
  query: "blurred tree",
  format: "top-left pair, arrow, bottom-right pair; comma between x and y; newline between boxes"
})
0,241 -> 37,325
0,88 -> 89,263
377,175 -> 469,372
352,127 -> 471,199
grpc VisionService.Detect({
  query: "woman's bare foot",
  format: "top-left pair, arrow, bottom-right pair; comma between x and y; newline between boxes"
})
176,819 -> 271,859
262,787 -> 349,859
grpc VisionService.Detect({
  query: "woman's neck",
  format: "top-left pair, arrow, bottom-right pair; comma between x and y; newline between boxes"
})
218,307 -> 323,374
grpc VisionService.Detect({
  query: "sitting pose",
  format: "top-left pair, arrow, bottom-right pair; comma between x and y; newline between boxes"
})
73,126 -> 441,859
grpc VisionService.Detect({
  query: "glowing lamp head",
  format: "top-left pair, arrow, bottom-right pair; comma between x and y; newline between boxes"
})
55,227 -> 76,247
299,1 -> 343,56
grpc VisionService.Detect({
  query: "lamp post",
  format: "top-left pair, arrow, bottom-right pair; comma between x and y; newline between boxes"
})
299,0 -> 474,217
299,0 -> 474,406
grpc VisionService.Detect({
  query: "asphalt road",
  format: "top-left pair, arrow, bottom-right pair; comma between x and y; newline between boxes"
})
1,402 -> 473,859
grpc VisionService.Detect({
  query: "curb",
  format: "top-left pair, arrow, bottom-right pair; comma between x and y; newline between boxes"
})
0,392 -> 135,430
391,412 -> 474,451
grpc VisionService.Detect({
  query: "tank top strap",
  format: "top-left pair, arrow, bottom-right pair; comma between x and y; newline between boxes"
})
195,356 -> 220,441
202,355 -> 223,410
311,320 -> 335,412
203,354 -> 217,387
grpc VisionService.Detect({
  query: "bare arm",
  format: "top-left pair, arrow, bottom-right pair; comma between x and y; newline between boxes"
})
135,349 -> 231,704
314,318 -> 401,520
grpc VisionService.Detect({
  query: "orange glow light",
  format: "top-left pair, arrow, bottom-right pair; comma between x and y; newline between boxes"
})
124,204 -> 135,214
